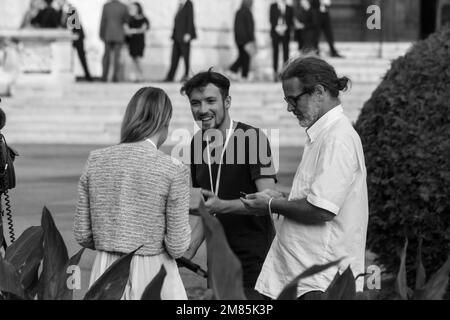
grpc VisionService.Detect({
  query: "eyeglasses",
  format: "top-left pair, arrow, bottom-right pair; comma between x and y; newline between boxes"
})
283,90 -> 309,106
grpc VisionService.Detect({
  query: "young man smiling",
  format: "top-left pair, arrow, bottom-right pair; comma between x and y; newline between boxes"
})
181,70 -> 277,299
242,57 -> 369,299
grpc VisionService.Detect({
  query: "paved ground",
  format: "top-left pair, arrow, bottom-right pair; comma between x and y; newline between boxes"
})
2,144 -> 303,300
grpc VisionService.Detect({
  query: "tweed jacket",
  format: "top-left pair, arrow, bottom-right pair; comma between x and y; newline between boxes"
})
74,141 -> 191,258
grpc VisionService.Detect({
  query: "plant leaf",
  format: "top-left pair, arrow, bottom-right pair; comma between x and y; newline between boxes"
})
277,259 -> 342,300
52,248 -> 85,300
420,255 -> 450,300
199,201 -> 246,300
83,246 -> 142,300
325,267 -> 357,300
0,254 -> 26,299
5,226 -> 44,290
140,266 -> 166,300
395,238 -> 409,300
415,237 -> 426,290
0,213 -> 4,249
38,207 -> 69,300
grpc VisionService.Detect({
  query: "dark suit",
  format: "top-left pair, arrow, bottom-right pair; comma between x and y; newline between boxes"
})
61,5 -> 92,81
230,6 -> 255,79
319,2 -> 339,56
270,3 -> 293,73
292,0 -> 308,50
31,6 -> 61,28
99,0 -> 129,82
303,0 -> 321,53
166,0 -> 197,81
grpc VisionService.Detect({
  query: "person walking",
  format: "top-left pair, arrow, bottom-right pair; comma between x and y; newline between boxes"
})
125,2 -> 150,82
318,0 -> 343,57
75,87 -> 191,300
242,57 -> 368,299
229,0 -> 256,81
270,0 -> 293,81
164,0 -> 197,83
59,0 -> 93,82
99,0 -> 130,82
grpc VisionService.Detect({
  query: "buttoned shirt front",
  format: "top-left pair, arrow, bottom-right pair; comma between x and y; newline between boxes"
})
255,105 -> 369,299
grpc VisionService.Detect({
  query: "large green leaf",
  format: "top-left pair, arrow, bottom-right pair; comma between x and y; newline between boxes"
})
199,201 -> 246,300
83,246 -> 142,300
420,255 -> 450,300
5,226 -> 44,290
38,207 -> 69,300
325,267 -> 356,300
49,248 -> 85,300
0,254 -> 25,299
395,239 -> 410,300
277,260 -> 342,300
140,266 -> 166,300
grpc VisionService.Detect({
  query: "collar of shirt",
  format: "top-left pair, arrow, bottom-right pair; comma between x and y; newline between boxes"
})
306,105 -> 343,143
145,139 -> 157,149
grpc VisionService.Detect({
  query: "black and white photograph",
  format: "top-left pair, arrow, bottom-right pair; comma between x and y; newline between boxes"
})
0,0 -> 449,311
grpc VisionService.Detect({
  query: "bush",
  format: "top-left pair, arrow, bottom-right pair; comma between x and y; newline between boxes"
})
354,27 -> 450,283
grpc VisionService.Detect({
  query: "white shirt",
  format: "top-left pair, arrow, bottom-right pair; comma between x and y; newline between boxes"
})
255,105 -> 368,299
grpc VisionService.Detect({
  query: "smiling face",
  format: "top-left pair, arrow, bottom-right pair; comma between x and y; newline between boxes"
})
189,84 -> 231,131
129,3 -> 139,16
282,77 -> 322,128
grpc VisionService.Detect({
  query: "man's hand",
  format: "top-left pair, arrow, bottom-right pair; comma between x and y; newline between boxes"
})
260,189 -> 286,200
240,192 -> 271,216
183,33 -> 192,43
201,189 -> 223,214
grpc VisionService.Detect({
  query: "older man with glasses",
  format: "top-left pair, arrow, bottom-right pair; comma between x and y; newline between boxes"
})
241,57 -> 368,300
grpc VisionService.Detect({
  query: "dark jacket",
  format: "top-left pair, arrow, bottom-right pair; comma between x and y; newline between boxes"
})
270,3 -> 294,38
172,0 -> 197,42
31,6 -> 61,28
234,6 -> 255,46
99,0 -> 130,43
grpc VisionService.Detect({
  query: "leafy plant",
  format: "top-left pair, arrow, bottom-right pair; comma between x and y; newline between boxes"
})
0,207 -> 147,300
396,239 -> 450,300
354,26 -> 450,283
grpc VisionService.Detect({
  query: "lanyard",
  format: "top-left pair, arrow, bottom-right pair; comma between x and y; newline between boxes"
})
145,139 -> 157,149
206,120 -> 234,196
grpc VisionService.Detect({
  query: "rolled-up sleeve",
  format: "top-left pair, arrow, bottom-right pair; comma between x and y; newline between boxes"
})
307,139 -> 357,215
164,165 -> 191,259
74,155 -> 95,249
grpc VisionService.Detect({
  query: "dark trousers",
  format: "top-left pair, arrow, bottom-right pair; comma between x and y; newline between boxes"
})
230,44 -> 250,78
303,27 -> 320,54
271,34 -> 290,73
166,40 -> 191,80
102,42 -> 122,82
319,11 -> 338,55
73,40 -> 92,80
295,29 -> 305,51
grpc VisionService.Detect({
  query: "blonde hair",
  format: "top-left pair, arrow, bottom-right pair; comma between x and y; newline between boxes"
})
120,87 -> 172,144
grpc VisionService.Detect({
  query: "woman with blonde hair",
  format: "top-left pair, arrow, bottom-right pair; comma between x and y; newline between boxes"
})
74,87 -> 191,300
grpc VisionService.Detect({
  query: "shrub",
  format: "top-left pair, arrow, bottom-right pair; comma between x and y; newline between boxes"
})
354,27 -> 450,283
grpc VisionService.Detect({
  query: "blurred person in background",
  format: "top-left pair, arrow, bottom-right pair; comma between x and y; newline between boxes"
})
75,87 -> 191,300
30,0 -> 61,28
164,0 -> 197,83
125,2 -> 150,83
99,0 -> 130,82
58,0 -> 93,82
229,0 -> 256,81
270,0 -> 293,82
318,0 -> 343,57
292,0 -> 309,52
20,0 -> 45,28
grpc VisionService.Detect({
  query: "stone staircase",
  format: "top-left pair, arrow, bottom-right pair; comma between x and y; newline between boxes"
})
1,42 -> 413,147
